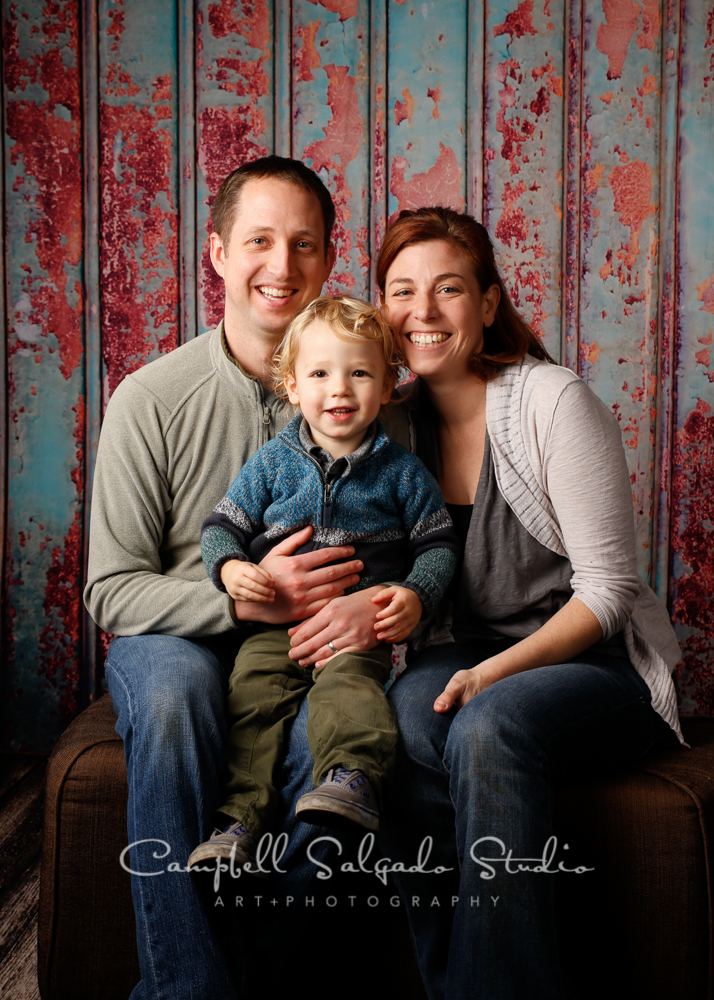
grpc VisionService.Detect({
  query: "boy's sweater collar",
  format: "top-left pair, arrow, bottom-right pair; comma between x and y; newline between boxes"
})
280,414 -> 389,477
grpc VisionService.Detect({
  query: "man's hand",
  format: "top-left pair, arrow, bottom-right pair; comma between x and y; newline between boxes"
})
220,559 -> 275,602
287,585 -> 387,668
372,586 -> 422,642
232,526 -> 363,625
433,663 -> 496,714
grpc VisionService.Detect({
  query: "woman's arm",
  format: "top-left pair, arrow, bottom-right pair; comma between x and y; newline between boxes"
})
434,597 -> 602,711
436,375 -> 639,712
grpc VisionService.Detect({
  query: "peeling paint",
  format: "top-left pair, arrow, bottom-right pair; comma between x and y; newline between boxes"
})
609,159 -> 656,268
389,143 -> 464,222
596,0 -> 641,80
303,0 -> 359,21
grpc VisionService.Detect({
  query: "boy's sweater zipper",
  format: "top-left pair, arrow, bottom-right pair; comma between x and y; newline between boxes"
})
282,437 -> 336,529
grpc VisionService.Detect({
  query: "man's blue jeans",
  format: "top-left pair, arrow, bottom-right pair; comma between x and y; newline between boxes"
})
379,641 -> 671,1000
106,632 -> 334,1000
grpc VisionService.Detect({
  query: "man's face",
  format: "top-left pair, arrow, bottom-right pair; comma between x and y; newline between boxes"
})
210,177 -> 335,344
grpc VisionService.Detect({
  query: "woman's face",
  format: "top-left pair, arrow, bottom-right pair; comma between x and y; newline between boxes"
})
383,239 -> 499,381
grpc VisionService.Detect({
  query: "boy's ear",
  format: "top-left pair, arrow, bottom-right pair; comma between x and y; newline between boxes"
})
380,375 -> 397,406
284,373 -> 300,406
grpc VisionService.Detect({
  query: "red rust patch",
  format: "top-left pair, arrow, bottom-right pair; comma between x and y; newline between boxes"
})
493,0 -> 536,41
198,105 -> 268,328
296,20 -> 322,82
304,63 -> 364,291
609,159 -> 656,268
208,0 -> 270,49
672,399 -> 714,714
4,2 -> 83,380
636,0 -> 661,51
100,99 -> 179,396
427,86 -> 441,120
596,0 -> 640,80
389,144 -> 464,223
696,274 -> 714,313
495,179 -> 528,247
303,0 -> 359,20
394,88 -> 414,127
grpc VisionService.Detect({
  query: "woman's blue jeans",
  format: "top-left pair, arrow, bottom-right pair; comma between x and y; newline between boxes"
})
379,641 -> 671,1000
105,632 -> 334,1000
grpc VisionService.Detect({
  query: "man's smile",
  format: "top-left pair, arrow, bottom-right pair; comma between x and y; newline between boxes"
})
256,285 -> 296,300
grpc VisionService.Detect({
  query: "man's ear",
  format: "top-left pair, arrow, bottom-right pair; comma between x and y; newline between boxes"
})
209,232 -> 226,278
284,373 -> 300,406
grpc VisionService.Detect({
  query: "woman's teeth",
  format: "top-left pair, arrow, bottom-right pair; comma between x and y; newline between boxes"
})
258,286 -> 293,299
408,332 -> 449,345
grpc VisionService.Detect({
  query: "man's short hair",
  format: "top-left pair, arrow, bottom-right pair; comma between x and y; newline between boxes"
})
212,156 -> 336,256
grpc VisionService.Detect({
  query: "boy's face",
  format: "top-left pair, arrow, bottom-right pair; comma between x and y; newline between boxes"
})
285,321 -> 393,459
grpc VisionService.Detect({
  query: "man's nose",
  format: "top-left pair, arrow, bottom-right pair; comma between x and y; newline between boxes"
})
266,241 -> 293,279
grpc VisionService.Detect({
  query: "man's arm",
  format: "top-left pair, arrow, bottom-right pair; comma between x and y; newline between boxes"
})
84,378 -> 236,636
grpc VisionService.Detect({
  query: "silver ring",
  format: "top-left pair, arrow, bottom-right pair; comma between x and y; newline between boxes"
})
327,640 -> 339,654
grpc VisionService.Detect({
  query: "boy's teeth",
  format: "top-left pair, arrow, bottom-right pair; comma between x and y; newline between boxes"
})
409,332 -> 448,345
258,287 -> 293,299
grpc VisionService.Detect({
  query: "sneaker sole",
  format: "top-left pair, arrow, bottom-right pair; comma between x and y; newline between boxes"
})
187,843 -> 269,879
295,792 -> 379,831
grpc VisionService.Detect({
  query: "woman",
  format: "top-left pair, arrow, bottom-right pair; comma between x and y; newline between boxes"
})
376,208 -> 683,1000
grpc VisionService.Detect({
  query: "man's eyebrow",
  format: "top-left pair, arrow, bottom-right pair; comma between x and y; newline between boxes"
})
387,272 -> 463,287
242,226 -> 322,239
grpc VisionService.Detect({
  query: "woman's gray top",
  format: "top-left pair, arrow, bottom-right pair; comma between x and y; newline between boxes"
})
447,432 -> 628,657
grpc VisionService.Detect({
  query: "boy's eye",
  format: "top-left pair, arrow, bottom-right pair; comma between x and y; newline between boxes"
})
310,370 -> 327,378
352,370 -> 371,378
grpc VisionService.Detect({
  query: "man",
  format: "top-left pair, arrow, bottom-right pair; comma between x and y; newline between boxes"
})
85,157 -> 405,1000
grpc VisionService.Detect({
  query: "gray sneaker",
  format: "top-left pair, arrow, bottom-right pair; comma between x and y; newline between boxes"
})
295,768 -> 379,831
187,820 -> 266,878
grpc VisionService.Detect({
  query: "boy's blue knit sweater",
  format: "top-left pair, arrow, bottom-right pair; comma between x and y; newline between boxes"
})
201,415 -> 459,616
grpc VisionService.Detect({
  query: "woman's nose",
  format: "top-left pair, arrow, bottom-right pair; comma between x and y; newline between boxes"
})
413,290 -> 437,321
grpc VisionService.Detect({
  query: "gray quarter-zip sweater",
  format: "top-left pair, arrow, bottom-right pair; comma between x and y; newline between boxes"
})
84,322 -> 409,637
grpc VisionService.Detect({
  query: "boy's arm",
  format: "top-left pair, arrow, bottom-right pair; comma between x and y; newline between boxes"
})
394,451 -> 460,615
200,452 -> 271,591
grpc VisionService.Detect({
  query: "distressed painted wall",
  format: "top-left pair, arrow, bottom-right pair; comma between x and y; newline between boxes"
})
2,0 -> 713,750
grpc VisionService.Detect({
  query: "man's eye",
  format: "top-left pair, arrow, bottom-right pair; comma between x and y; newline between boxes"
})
297,241 -> 315,250
251,238 -> 267,246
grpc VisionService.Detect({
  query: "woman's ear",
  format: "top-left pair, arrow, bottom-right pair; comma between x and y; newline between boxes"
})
482,284 -> 501,329
284,373 -> 300,406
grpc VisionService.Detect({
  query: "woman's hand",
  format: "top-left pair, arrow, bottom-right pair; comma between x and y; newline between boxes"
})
433,662 -> 497,713
220,559 -> 275,603
372,586 -> 423,642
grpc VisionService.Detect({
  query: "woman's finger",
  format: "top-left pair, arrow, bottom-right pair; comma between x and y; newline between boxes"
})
433,672 -> 468,713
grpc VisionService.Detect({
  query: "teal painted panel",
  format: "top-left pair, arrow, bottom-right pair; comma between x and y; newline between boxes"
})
669,0 -> 714,715
483,0 -> 566,362
576,0 -> 663,583
2,0 -> 85,749
195,0 -> 275,331
98,0 -> 181,400
387,0 -> 468,222
292,0 -> 371,297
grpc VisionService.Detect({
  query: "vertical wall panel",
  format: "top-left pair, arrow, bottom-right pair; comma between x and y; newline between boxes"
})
98,0 -> 180,401
577,0 -> 663,582
2,0 -> 85,748
195,0 -> 274,332
293,0 -> 371,296
387,0 -> 468,222
669,0 -> 714,714
483,0 -> 566,362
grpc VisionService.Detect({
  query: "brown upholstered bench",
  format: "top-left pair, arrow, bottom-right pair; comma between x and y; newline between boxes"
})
38,695 -> 713,999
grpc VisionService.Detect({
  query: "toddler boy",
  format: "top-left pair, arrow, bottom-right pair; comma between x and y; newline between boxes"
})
188,296 -> 458,873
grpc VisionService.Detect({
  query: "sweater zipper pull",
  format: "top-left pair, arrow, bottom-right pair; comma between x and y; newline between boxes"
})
322,480 -> 334,528
262,405 -> 271,445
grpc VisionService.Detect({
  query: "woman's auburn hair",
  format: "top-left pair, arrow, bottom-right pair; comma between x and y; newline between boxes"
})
376,206 -> 554,381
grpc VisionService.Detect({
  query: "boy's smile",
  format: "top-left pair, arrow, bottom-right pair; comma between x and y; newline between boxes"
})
284,321 -> 393,459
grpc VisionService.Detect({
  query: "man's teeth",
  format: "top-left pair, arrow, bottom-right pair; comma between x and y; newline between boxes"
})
408,332 -> 449,345
258,287 -> 294,299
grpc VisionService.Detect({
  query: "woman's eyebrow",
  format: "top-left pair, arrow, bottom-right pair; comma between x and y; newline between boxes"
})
388,271 -> 463,288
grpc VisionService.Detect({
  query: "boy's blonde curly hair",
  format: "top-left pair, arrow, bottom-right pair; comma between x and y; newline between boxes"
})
269,295 -> 403,396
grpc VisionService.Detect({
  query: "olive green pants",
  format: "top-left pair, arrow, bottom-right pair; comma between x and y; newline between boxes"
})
220,629 -> 396,836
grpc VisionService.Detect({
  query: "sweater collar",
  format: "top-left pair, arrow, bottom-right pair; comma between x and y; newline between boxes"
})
280,414 -> 389,474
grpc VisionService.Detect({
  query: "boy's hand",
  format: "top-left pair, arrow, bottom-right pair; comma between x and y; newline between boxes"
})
220,559 -> 275,603
371,586 -> 422,642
